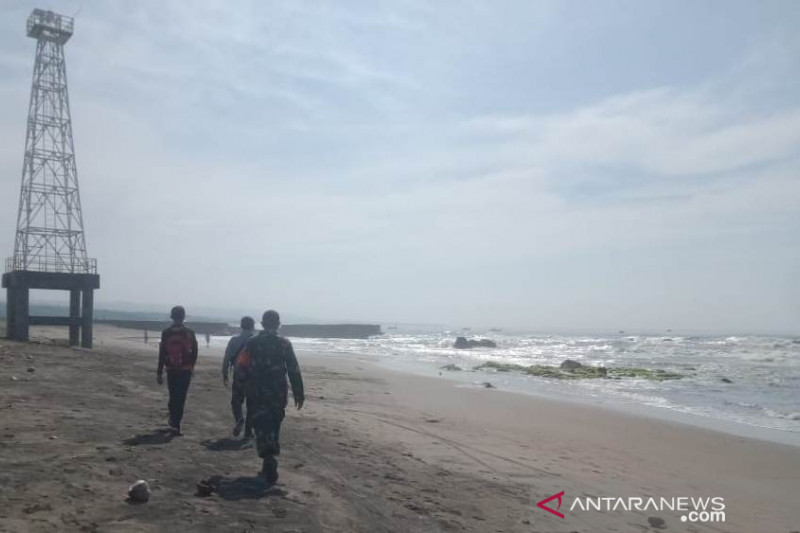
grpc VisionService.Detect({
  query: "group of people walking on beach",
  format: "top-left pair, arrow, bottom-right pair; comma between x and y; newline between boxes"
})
155,305 -> 305,486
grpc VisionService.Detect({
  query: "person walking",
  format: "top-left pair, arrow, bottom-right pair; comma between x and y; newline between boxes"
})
222,316 -> 256,438
236,310 -> 304,486
157,305 -> 198,435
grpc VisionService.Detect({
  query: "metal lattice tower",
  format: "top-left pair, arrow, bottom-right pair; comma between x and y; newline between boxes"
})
9,9 -> 95,275
3,9 -> 99,348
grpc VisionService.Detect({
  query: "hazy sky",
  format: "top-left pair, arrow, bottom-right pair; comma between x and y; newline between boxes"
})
1,1 -> 798,332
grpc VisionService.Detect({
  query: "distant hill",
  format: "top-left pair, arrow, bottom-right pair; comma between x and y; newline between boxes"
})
0,304 -> 209,323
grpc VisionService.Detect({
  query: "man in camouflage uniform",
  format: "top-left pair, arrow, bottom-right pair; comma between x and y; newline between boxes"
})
237,309 -> 304,485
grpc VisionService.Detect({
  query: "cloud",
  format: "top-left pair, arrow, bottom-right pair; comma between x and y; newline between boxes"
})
0,0 -> 798,331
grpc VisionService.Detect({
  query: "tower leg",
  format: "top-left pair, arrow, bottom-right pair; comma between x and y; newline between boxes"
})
69,289 -> 80,346
5,287 -> 16,339
81,289 -> 93,348
13,286 -> 30,341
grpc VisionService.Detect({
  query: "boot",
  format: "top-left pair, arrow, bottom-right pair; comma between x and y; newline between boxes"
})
261,456 -> 278,487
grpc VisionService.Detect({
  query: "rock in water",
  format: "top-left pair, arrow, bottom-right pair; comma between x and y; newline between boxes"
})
128,480 -> 151,503
560,359 -> 583,372
454,337 -> 470,349
473,338 -> 497,348
453,337 -> 498,349
647,516 -> 666,529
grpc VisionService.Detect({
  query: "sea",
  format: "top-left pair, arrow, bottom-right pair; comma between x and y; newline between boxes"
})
212,327 -> 800,445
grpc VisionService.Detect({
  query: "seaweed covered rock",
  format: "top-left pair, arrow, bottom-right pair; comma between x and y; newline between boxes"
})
453,337 -> 497,349
559,359 -> 583,372
474,361 -> 682,381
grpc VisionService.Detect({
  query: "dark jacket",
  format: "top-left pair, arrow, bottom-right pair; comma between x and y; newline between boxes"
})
237,331 -> 304,409
222,329 -> 255,379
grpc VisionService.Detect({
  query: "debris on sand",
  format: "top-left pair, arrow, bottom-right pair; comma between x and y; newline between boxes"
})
196,479 -> 215,497
23,503 -> 53,514
127,480 -> 151,503
647,515 -> 666,529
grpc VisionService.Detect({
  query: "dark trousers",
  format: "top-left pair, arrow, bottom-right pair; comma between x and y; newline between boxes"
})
250,400 -> 284,458
167,370 -> 192,427
231,378 -> 252,436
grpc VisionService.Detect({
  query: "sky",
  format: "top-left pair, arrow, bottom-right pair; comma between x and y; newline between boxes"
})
0,0 -> 798,333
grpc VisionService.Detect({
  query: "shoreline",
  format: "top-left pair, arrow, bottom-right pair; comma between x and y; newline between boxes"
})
370,355 -> 800,448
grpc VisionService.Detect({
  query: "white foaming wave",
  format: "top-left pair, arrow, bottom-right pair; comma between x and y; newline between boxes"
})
292,332 -> 800,433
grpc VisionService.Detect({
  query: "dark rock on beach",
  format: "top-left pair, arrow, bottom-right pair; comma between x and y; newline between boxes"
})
127,480 -> 151,503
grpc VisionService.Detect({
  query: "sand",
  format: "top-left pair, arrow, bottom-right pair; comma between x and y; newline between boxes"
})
1,325 -> 799,532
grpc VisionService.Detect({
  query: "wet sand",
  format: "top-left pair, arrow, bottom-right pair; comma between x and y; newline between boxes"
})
1,325 -> 799,532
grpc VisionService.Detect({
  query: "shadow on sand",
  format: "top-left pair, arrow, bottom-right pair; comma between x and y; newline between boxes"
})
201,437 -> 253,452
205,475 -> 285,501
122,428 -> 175,446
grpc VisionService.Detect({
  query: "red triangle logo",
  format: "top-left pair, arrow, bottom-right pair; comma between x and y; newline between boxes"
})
537,491 -> 565,519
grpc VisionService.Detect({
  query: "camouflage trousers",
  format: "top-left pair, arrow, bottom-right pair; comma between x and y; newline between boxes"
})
248,399 -> 285,458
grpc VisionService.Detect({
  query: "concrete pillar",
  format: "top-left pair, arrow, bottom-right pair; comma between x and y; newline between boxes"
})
13,286 -> 30,341
69,289 -> 80,346
80,289 -> 93,348
4,287 -> 15,339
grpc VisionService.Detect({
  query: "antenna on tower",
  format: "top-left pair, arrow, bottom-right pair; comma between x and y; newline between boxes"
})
3,8 -> 100,348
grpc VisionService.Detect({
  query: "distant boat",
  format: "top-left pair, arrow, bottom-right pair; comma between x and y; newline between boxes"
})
386,326 -> 398,330
488,328 -> 502,333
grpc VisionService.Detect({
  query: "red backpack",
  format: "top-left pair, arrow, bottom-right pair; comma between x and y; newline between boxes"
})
163,326 -> 193,369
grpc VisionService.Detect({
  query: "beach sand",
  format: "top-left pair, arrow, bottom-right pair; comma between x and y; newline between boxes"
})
1,325 -> 798,532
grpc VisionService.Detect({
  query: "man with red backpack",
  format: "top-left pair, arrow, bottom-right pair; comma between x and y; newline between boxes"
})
157,305 -> 198,435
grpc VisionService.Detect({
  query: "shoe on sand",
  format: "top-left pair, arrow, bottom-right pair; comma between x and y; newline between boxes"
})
233,419 -> 244,437
261,457 -> 278,487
